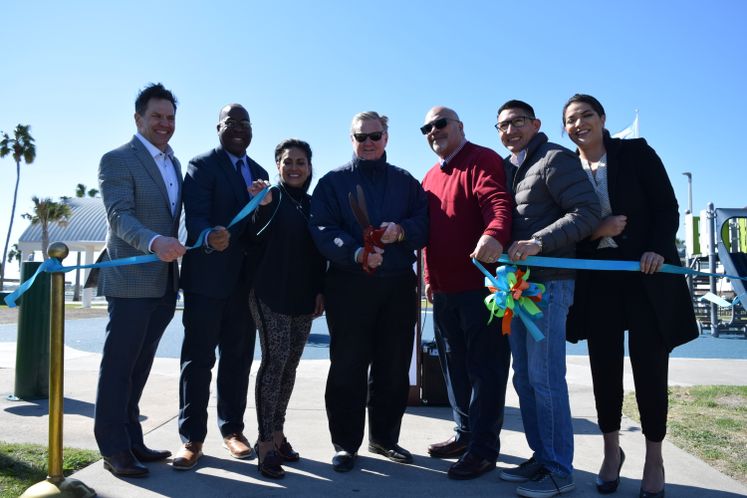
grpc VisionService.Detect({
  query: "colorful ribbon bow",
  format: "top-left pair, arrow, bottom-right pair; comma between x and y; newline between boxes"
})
472,258 -> 546,342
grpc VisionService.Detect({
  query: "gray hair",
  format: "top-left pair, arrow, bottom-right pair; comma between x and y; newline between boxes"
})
350,111 -> 389,132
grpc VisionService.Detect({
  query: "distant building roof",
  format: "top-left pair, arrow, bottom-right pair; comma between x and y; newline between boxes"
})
17,197 -> 186,253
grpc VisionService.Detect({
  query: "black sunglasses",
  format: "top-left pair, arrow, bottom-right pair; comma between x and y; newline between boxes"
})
420,117 -> 454,135
353,131 -> 384,143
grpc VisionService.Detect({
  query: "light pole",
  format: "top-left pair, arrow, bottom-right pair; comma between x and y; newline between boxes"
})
682,172 -> 694,301
682,172 -> 693,215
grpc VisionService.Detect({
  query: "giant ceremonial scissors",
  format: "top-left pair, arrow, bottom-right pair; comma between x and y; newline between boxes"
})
348,185 -> 386,274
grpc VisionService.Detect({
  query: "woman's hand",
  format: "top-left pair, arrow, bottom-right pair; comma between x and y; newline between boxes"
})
248,180 -> 272,205
313,294 -> 325,317
640,251 -> 665,274
592,215 -> 627,240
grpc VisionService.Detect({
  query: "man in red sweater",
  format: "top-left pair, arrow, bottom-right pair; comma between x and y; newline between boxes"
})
420,106 -> 513,480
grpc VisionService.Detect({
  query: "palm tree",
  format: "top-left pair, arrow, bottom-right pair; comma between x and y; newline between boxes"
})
21,196 -> 72,261
75,183 -> 99,198
0,124 -> 36,289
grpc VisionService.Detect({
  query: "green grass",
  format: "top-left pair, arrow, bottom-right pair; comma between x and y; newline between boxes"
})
0,442 -> 99,498
623,385 -> 747,485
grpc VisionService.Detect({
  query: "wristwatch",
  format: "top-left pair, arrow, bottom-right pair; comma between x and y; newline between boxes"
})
531,236 -> 543,253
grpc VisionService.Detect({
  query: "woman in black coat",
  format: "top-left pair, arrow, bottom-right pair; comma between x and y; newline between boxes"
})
250,139 -> 326,479
563,94 -> 697,498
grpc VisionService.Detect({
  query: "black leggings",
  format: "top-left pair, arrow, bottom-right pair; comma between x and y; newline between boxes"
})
586,271 -> 669,442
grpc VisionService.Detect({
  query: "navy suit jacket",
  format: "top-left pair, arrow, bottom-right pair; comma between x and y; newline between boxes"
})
180,147 -> 269,299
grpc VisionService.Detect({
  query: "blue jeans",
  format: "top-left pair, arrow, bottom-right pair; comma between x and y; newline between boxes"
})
509,279 -> 574,476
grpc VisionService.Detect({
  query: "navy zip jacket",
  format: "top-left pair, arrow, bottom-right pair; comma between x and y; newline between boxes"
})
310,153 -> 428,276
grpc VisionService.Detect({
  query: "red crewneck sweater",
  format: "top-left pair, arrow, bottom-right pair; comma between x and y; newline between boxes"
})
422,141 -> 512,293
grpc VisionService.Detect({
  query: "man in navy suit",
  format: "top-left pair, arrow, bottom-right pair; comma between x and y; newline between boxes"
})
173,103 -> 270,470
94,83 -> 186,477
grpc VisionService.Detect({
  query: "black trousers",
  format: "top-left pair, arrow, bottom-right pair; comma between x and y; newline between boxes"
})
94,291 -> 176,456
324,270 -> 417,453
432,289 -> 511,461
586,271 -> 669,442
178,288 -> 255,443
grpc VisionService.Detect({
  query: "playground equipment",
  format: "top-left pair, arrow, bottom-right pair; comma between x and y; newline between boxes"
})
684,203 -> 747,337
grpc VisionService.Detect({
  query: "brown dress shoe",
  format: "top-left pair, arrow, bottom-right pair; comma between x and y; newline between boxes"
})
172,441 -> 203,470
277,438 -> 300,462
428,435 -> 468,459
223,433 -> 254,459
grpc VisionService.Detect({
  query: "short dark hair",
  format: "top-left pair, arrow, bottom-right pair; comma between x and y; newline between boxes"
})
275,138 -> 313,191
135,83 -> 177,116
562,94 -> 606,124
497,100 -> 535,118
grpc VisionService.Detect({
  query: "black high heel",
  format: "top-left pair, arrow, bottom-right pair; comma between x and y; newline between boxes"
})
639,467 -> 665,498
596,447 -> 625,494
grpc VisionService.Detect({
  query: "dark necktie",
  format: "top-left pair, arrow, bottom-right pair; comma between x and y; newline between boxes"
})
236,159 -> 252,187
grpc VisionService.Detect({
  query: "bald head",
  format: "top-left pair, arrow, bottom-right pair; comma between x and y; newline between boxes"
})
217,103 -> 252,156
422,106 -> 465,159
426,106 -> 459,122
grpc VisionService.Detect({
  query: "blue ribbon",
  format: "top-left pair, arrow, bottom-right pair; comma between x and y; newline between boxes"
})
495,254 -> 747,281
4,187 -> 270,308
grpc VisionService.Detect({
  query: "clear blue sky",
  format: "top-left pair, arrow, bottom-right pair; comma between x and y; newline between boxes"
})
2,0 -> 746,278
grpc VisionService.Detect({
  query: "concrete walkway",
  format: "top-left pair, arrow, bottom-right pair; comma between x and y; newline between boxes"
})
1,341 -> 746,497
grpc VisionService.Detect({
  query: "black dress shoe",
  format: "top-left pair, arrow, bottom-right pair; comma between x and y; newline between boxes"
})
447,452 -> 495,480
103,450 -> 149,477
277,438 -> 300,462
428,435 -> 468,459
332,450 -> 357,472
596,447 -> 625,494
258,449 -> 285,479
368,441 -> 413,464
131,445 -> 172,462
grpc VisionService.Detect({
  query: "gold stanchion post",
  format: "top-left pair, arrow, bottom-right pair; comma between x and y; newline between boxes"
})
21,242 -> 96,498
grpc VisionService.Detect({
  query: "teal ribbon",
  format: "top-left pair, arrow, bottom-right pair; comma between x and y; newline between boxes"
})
4,187 -> 270,308
495,254 -> 747,281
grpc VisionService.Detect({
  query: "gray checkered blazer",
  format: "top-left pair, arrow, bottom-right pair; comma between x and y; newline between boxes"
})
95,136 -> 182,298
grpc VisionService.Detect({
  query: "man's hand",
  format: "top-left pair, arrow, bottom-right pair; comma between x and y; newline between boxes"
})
358,247 -> 384,269
207,226 -> 230,252
508,239 -> 541,261
640,251 -> 665,274
248,180 -> 272,205
425,283 -> 434,303
152,236 -> 187,262
379,222 -> 403,244
592,215 -> 627,240
469,234 -> 503,263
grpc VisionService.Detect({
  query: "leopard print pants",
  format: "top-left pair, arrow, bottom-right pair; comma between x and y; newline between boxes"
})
249,290 -> 313,442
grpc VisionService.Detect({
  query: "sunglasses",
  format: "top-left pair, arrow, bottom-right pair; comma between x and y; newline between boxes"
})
353,131 -> 385,143
420,117 -> 454,135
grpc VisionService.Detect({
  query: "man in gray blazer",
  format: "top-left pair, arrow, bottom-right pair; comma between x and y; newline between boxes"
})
94,83 -> 186,477
173,103 -> 270,470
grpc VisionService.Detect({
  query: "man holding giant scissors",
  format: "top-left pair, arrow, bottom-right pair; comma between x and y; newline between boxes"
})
309,111 -> 428,472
